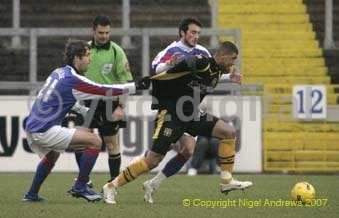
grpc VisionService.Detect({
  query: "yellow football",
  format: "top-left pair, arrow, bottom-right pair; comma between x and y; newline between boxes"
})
291,181 -> 316,203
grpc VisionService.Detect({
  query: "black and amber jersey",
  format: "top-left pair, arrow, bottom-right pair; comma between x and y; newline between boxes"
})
151,57 -> 224,114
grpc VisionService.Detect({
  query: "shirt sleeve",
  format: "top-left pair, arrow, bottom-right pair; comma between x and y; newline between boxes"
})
154,63 -> 172,74
220,73 -> 231,82
113,44 -> 134,81
71,73 -> 136,100
152,46 -> 179,74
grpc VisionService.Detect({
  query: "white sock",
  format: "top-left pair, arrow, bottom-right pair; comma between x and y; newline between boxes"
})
221,171 -> 233,184
149,171 -> 167,188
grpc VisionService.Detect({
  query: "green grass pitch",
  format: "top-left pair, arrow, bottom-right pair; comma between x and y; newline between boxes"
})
0,173 -> 338,218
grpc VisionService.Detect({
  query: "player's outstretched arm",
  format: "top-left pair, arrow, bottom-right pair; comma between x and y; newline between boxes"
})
151,56 -> 211,81
71,73 -> 151,100
220,66 -> 242,84
167,55 -> 210,74
134,76 -> 151,90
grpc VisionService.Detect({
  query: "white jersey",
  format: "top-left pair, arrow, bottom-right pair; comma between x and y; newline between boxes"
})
151,41 -> 211,74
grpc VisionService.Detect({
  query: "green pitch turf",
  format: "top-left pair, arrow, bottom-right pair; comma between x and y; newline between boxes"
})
0,173 -> 338,218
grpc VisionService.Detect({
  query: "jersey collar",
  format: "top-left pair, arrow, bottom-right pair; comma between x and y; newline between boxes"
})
66,65 -> 82,75
90,40 -> 110,50
176,40 -> 196,52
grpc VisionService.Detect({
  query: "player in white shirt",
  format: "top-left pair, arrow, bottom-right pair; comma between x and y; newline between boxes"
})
144,17 -> 240,204
101,18 -> 249,205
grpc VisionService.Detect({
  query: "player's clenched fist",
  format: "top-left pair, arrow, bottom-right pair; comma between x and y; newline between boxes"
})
229,65 -> 242,85
135,76 -> 151,90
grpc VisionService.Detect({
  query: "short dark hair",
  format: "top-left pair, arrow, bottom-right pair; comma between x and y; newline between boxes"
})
63,39 -> 89,65
178,17 -> 202,37
92,15 -> 111,29
218,41 -> 239,55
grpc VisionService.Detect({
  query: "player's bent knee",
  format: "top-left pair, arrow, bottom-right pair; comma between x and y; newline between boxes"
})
213,120 -> 236,140
45,151 -> 60,164
145,151 -> 163,169
95,136 -> 103,147
180,147 -> 193,158
145,158 -> 161,169
188,147 -> 195,156
88,135 -> 102,148
104,136 -> 119,154
225,127 -> 236,139
180,136 -> 196,157
215,128 -> 236,140
107,144 -> 120,155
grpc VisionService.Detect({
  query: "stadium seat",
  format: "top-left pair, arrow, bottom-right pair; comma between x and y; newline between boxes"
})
218,4 -> 306,14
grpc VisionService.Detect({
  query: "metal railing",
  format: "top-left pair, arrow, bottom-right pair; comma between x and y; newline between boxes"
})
8,0 -> 337,49
0,27 -> 245,92
8,0 -> 223,49
324,0 -> 335,49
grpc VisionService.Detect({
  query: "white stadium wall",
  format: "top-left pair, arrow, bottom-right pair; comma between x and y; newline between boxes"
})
0,95 -> 262,172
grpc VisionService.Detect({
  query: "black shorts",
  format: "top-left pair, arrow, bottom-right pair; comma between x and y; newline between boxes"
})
74,99 -> 126,136
151,108 -> 219,155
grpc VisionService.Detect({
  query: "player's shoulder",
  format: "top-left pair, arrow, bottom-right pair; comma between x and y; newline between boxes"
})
110,41 -> 125,53
195,44 -> 211,57
51,66 -> 69,77
58,65 -> 82,82
64,66 -> 97,87
152,41 -> 180,62
60,65 -> 74,74
159,41 -> 187,57
163,41 -> 182,52
195,44 -> 208,52
48,66 -> 77,88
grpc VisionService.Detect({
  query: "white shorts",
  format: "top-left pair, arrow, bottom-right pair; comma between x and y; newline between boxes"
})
26,125 -> 76,158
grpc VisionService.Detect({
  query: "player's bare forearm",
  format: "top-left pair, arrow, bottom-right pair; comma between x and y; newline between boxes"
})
229,66 -> 243,84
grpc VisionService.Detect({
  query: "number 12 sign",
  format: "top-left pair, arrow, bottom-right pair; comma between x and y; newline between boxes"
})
293,85 -> 327,120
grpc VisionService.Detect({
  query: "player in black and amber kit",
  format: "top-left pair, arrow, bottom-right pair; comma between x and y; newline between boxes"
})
102,41 -> 253,204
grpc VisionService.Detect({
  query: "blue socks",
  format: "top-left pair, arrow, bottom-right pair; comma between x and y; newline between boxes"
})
74,148 -> 99,189
27,157 -> 54,196
162,153 -> 188,177
74,151 -> 83,170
